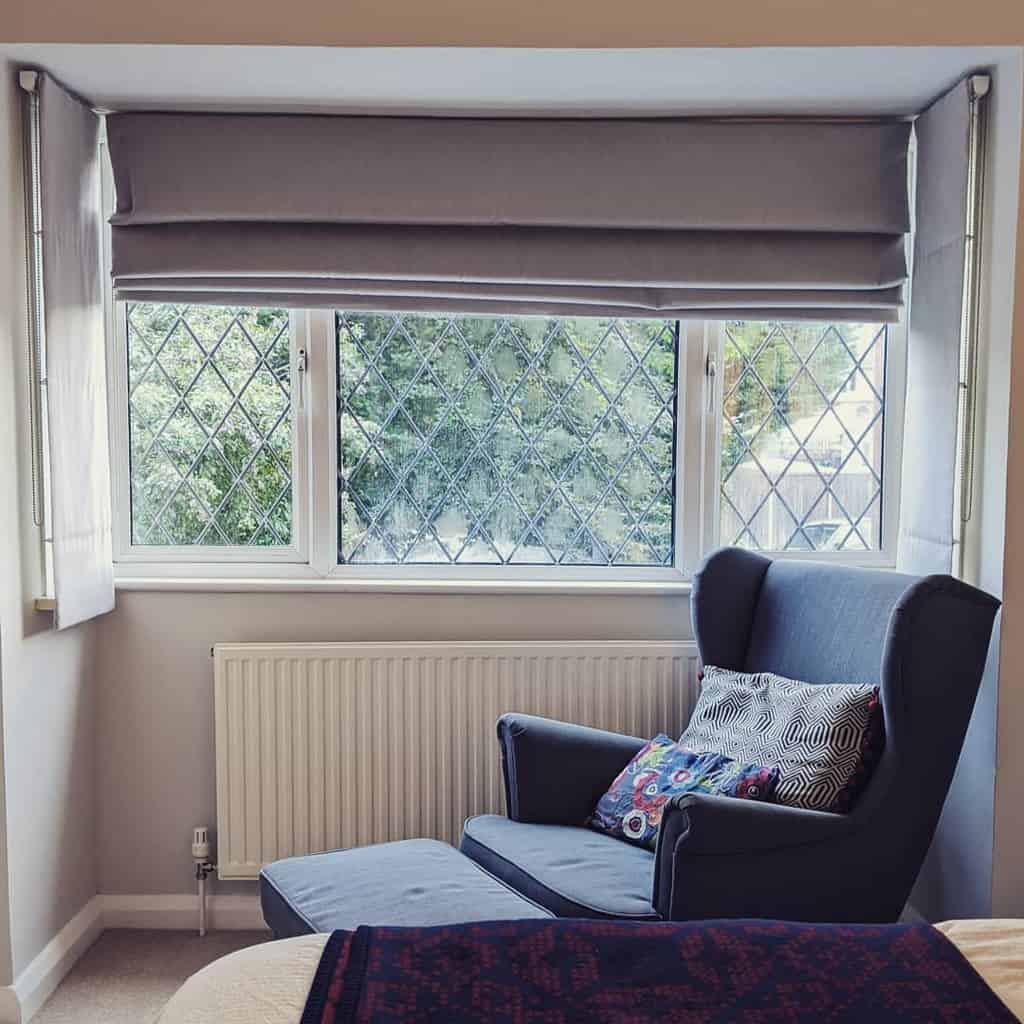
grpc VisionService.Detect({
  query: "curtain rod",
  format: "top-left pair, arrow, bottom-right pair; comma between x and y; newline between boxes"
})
18,67 -> 56,608
952,72 -> 992,581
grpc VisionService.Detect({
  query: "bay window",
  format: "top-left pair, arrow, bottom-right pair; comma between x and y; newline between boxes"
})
101,111 -> 911,584
108,302 -> 902,581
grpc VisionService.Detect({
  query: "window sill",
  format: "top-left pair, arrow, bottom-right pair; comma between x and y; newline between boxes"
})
113,576 -> 693,597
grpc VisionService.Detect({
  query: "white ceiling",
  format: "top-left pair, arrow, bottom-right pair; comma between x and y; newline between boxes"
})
1,44 -> 1015,116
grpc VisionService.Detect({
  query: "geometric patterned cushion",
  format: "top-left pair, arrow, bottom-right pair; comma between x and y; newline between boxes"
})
679,667 -> 884,813
587,734 -> 780,849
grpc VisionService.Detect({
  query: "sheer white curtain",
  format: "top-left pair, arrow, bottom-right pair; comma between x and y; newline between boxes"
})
31,70 -> 114,628
897,76 -> 988,577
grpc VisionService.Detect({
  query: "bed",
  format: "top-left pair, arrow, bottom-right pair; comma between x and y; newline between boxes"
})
156,918 -> 1024,1023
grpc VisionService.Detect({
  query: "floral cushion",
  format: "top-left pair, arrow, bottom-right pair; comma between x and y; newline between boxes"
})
587,735 -> 780,849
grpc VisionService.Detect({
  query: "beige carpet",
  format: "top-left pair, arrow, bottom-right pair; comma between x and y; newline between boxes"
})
33,929 -> 270,1024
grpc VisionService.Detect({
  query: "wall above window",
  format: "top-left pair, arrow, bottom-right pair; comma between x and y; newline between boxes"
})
2,45 -> 1013,116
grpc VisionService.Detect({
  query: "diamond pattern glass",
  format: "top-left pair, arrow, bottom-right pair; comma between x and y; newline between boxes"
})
126,304 -> 293,546
337,314 -> 678,565
720,321 -> 886,553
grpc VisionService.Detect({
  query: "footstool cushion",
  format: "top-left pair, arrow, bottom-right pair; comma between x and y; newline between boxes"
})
260,838 -> 553,937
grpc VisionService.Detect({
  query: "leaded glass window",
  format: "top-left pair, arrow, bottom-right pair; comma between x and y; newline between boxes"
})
336,314 -> 678,565
720,321 -> 886,552
125,304 -> 293,546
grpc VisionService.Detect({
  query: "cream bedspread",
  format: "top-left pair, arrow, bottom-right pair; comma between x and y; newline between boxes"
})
157,920 -> 1024,1024
155,933 -> 327,1024
937,919 -> 1024,1021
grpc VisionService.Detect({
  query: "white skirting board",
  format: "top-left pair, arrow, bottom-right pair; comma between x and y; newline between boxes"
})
100,891 -> 265,931
0,891 -> 266,1023
0,896 -> 104,1024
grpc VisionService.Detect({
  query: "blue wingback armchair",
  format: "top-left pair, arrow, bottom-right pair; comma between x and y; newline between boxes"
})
461,547 -> 1000,923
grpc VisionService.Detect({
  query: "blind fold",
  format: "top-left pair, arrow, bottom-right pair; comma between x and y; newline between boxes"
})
107,113 -> 912,320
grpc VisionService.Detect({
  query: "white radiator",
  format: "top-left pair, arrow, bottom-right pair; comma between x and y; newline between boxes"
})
213,641 -> 699,879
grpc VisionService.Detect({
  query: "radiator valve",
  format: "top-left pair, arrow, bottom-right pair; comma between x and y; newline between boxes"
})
192,826 -> 211,864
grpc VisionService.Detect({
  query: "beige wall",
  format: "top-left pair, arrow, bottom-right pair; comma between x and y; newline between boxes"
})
75,40 -> 1024,915
93,589 -> 689,893
0,65 -> 98,979
5,0 -> 1024,929
5,0 -> 1024,47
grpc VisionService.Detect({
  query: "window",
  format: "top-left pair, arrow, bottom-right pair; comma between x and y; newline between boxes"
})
336,314 -> 678,566
719,322 -> 888,554
108,303 -> 902,581
111,303 -> 307,562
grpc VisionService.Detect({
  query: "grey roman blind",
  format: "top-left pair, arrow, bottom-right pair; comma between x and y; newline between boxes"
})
107,113 -> 911,320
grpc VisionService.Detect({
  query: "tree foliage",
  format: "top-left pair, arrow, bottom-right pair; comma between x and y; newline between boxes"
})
338,314 -> 677,565
125,304 -> 880,562
721,321 -> 866,477
127,304 -> 292,545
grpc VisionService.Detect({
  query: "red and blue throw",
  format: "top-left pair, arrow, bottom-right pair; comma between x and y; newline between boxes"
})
299,918 -> 1016,1023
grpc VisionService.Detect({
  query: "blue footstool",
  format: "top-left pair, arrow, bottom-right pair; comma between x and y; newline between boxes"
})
260,838 -> 553,937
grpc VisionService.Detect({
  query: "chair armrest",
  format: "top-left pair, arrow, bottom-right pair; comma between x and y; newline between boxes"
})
497,713 -> 645,826
653,793 -> 870,921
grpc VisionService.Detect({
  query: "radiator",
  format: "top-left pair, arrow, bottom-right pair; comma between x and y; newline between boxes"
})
213,641 -> 699,879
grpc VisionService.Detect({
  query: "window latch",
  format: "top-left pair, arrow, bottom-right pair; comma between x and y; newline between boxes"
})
705,351 -> 717,414
296,347 -> 308,410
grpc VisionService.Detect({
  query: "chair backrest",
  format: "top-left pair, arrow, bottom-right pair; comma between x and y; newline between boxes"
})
691,547 -> 917,684
744,560 -> 918,684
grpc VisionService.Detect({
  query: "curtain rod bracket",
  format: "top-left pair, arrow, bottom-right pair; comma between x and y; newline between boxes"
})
968,75 -> 991,102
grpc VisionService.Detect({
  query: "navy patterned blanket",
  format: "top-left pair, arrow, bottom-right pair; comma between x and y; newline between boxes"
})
299,918 -> 1017,1023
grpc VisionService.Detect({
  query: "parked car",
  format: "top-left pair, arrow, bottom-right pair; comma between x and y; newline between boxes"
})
800,519 -> 846,550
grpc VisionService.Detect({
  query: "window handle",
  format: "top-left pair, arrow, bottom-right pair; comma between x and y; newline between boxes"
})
705,351 -> 717,415
296,347 -> 307,411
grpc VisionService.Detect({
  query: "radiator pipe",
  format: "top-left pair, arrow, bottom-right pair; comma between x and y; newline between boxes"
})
197,865 -> 207,938
192,826 -> 215,937
195,861 -> 215,937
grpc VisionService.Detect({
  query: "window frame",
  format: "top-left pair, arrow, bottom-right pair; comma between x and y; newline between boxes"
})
705,318 -> 907,569
107,305 -> 312,570
107,307 -> 904,584
314,309 -> 695,585
108,305 -> 698,583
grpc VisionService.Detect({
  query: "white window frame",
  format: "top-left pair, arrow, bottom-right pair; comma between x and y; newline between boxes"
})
108,305 -> 312,573
704,318 -> 907,569
108,305 -> 699,585
313,310 -> 696,586
107,305 -> 906,585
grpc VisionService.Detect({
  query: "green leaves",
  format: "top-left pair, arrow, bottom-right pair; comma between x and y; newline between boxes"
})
720,321 -> 886,553
126,304 -> 293,546
337,314 -> 677,565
